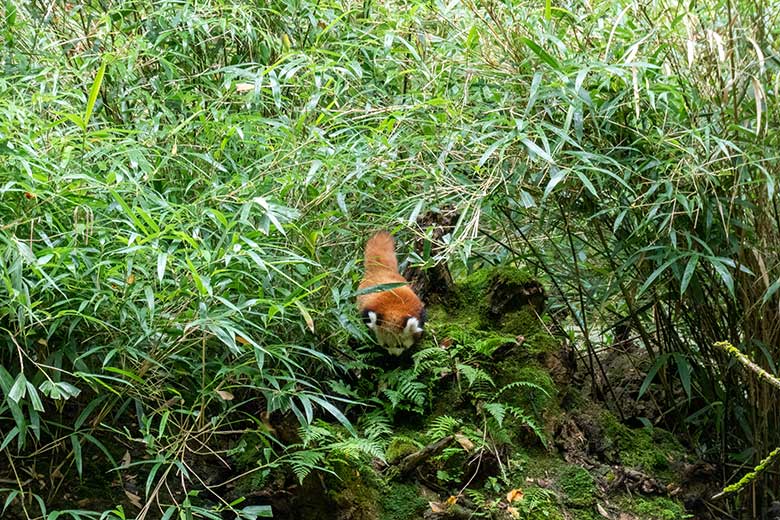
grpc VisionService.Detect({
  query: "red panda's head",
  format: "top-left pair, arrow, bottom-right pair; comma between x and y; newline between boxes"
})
363,306 -> 425,355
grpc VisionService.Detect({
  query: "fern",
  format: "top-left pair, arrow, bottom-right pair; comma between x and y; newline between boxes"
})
299,422 -> 334,446
382,388 -> 404,409
288,449 -> 327,483
399,379 -> 426,408
464,488 -> 488,507
505,405 -> 547,447
382,368 -> 428,413
482,402 -> 506,427
427,415 -> 461,440
497,380 -> 550,397
457,364 -> 495,389
358,409 -> 393,440
331,437 -> 386,461
413,346 -> 450,375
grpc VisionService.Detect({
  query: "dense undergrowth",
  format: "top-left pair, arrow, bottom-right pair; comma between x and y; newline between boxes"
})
1,0 -> 779,518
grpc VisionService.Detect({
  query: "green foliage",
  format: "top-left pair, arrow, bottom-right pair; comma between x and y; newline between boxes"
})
2,0 -> 777,514
288,420 -> 387,483
426,415 -> 461,440
381,368 -> 428,413
511,487 -> 565,520
458,0 -> 780,508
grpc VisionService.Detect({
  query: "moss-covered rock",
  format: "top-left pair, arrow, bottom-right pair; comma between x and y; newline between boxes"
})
328,461 -> 382,520
450,266 -> 544,325
498,309 -> 539,335
614,495 -> 690,519
385,437 -> 420,464
379,482 -> 428,520
316,266 -> 692,519
559,465 -> 597,507
600,412 -> 686,479
494,362 -> 561,440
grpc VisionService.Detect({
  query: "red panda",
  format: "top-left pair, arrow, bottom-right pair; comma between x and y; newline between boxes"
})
357,231 -> 425,355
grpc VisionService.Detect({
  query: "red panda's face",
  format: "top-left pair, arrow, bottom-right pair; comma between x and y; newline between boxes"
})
363,310 -> 425,355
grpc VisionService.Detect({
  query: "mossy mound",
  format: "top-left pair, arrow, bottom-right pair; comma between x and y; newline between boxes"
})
601,412 -> 687,478
379,482 -> 428,520
559,465 -> 598,507
614,495 -> 691,520
229,265 -> 694,520
386,436 -> 421,464
328,461 -> 383,520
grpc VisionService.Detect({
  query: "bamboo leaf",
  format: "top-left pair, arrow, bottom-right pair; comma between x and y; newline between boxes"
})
520,37 -> 560,70
680,255 -> 699,294
84,59 -> 107,128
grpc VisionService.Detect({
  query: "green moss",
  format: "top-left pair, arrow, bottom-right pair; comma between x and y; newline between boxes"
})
558,465 -> 597,507
423,265 -> 553,358
380,482 -> 428,520
424,296 -> 516,358
514,486 -> 565,520
495,364 -> 558,415
571,510 -> 601,520
525,332 -> 560,355
614,496 -> 690,520
482,265 -> 535,288
499,309 -> 540,335
385,437 -> 419,464
601,413 -> 685,479
454,267 -> 495,305
452,265 -> 534,318
324,461 -> 382,520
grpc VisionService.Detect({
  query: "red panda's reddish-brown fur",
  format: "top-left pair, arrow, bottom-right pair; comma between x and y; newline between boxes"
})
357,231 -> 425,354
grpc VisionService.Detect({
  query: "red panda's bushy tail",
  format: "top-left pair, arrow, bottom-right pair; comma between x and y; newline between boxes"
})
364,231 -> 399,274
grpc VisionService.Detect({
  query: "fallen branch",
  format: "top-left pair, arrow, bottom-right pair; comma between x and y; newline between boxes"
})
423,502 -> 477,520
712,341 -> 780,499
392,435 -> 454,478
714,341 -> 780,391
713,446 -> 780,499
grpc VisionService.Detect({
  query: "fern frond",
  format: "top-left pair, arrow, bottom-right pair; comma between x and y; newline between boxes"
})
483,402 -> 506,427
288,449 -> 327,483
505,405 -> 547,447
427,415 -> 460,439
382,388 -> 403,409
498,380 -> 549,397
399,379 -> 427,408
299,422 -> 334,446
457,363 -> 495,389
332,437 -> 386,461
413,347 -> 450,376
358,410 -> 393,440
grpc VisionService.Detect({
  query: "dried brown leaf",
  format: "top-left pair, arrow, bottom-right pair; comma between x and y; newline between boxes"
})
125,490 -> 142,508
454,433 -> 475,452
216,390 -> 234,401
506,487 -> 524,503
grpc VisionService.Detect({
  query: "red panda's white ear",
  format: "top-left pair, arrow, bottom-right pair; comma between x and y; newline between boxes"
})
364,311 -> 379,330
404,316 -> 423,335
